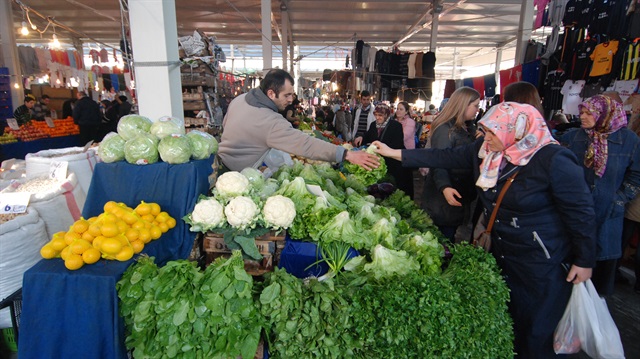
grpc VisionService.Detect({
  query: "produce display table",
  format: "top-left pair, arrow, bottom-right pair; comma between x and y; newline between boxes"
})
18,157 -> 214,359
0,135 -> 82,161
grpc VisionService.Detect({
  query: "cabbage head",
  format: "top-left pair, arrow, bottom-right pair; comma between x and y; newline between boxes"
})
186,130 -> 218,160
150,116 -> 185,139
124,132 -> 159,165
117,114 -> 153,140
158,134 -> 192,164
98,132 -> 125,163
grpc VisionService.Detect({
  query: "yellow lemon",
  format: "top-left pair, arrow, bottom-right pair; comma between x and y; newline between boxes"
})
103,201 -> 119,213
158,222 -> 169,233
72,218 -> 89,234
125,228 -> 139,242
64,254 -> 84,270
166,217 -> 177,229
88,223 -> 102,237
60,246 -> 72,260
138,228 -> 152,244
64,231 -> 81,245
132,220 -> 146,230
100,222 -> 120,238
116,220 -> 128,234
93,235 -> 105,250
81,231 -> 95,242
149,226 -> 162,240
130,240 -> 144,254
134,201 -> 152,216
40,244 -> 58,259
149,202 -> 161,216
140,214 -> 155,223
100,237 -> 122,255
82,248 -> 101,264
50,237 -> 68,252
70,239 -> 92,255
115,246 -> 134,261
155,212 -> 170,223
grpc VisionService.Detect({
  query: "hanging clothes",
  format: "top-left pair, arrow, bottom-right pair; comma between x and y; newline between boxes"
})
589,41 -> 619,77
561,79 -> 586,116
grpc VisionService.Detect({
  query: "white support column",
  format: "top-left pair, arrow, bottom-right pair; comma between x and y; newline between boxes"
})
230,44 -> 235,73
452,49 -> 458,79
129,0 -> 182,120
0,0 -> 24,111
281,9 -> 289,72
261,0 -> 273,71
514,0 -> 534,66
294,45 -> 301,94
430,7 -> 439,52
495,47 -> 503,89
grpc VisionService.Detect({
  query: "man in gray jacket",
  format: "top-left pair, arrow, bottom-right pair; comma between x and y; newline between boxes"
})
218,69 -> 378,171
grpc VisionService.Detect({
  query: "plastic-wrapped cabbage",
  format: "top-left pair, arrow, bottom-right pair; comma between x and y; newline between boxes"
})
150,116 -> 185,140
158,134 -> 192,164
98,132 -> 126,163
186,130 -> 218,160
124,132 -> 159,165
117,114 -> 153,140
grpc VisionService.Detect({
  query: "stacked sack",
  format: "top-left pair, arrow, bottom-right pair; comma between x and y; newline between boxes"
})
98,115 -> 218,165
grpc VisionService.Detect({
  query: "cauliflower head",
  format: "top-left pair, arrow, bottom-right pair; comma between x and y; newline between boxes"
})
224,196 -> 260,230
263,195 -> 296,230
215,171 -> 250,198
189,198 -> 226,231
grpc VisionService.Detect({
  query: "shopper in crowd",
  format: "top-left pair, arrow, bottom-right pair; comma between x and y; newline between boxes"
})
503,82 -> 544,116
394,101 -> 417,150
619,114 -> 640,293
333,103 -> 352,141
73,91 -> 103,144
13,95 -> 36,126
282,93 -> 300,128
62,98 -> 76,119
218,69 -> 378,172
422,87 -> 480,241
362,103 -> 412,198
422,104 -> 438,123
322,105 -> 335,132
352,90 -> 376,146
32,94 -> 51,121
372,102 -> 596,358
116,95 -> 132,119
560,94 -> 640,297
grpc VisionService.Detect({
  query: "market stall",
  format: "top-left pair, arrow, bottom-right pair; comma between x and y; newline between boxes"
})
0,134 -> 82,161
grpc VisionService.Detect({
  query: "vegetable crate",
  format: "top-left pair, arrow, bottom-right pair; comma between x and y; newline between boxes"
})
204,231 -> 286,276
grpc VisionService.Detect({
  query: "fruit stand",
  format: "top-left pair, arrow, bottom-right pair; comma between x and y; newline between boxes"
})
16,157 -> 214,359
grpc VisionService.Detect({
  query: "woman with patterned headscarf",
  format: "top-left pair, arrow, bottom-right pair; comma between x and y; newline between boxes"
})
373,102 -> 596,358
561,94 -> 640,297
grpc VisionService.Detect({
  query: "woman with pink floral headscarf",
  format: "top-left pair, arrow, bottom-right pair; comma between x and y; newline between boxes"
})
373,102 -> 596,358
561,94 -> 640,297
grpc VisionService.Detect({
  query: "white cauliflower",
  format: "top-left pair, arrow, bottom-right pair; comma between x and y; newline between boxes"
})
215,171 -> 250,198
262,195 -> 296,230
188,197 -> 225,232
224,196 -> 260,230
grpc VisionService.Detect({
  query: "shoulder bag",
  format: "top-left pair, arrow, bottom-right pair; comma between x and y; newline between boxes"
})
473,170 -> 519,252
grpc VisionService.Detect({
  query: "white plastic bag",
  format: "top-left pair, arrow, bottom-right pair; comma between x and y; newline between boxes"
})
554,280 -> 625,358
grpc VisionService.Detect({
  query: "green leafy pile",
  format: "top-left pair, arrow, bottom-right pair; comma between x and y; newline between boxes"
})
343,144 -> 387,186
117,252 -> 263,359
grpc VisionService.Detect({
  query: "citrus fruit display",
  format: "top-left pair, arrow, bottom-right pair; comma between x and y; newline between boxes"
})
39,200 -> 176,270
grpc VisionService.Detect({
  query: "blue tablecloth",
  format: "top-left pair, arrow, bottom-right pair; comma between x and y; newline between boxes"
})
0,135 -> 82,161
18,157 -> 214,359
279,239 -> 359,279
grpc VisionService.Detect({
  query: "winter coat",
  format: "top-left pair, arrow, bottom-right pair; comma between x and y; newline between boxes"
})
72,96 -> 101,126
561,127 -> 640,260
402,139 -> 596,358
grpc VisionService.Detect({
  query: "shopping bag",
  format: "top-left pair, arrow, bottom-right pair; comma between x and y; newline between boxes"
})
553,280 -> 625,358
472,213 -> 491,252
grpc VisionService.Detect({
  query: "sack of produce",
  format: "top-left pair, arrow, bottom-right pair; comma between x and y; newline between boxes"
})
0,207 -> 48,328
117,114 -> 153,140
186,130 -> 218,160
158,134 -> 192,164
124,132 -> 159,165
1,173 -> 86,238
150,116 -> 185,140
25,146 -> 98,196
98,132 -> 126,163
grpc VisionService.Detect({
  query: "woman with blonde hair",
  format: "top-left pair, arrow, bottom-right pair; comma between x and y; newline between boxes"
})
423,86 -> 480,240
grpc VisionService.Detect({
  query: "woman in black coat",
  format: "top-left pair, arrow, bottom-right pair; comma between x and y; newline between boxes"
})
373,102 -> 596,358
362,103 -> 412,197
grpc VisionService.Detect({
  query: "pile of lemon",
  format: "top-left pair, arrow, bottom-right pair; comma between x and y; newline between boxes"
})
40,200 -> 177,270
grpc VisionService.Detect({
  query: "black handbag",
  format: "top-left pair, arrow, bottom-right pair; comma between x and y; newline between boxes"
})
473,171 -> 519,251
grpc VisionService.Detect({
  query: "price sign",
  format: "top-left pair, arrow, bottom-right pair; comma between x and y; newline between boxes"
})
45,117 -> 55,128
6,118 -> 19,130
49,161 -> 68,180
50,110 -> 57,119
0,192 -> 30,214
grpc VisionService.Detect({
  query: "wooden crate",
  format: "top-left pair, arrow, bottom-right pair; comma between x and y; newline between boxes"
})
204,231 -> 285,276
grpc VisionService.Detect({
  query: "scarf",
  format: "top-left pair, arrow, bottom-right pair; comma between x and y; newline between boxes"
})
579,95 -> 627,177
476,102 -> 558,190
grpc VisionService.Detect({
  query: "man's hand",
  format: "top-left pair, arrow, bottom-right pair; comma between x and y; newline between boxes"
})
345,150 -> 379,170
442,187 -> 462,206
566,265 -> 592,284
353,136 -> 363,147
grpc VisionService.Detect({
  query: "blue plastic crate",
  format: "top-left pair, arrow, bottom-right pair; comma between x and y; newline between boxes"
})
0,91 -> 11,99
0,67 -> 8,75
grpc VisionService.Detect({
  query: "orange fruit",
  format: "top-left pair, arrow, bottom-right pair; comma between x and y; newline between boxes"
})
132,220 -> 145,230
82,248 -> 101,264
130,240 -> 144,254
103,201 -> 119,213
72,218 -> 89,234
122,212 -> 139,225
155,212 -> 170,223
100,238 -> 122,255
64,231 -> 81,245
158,222 -> 169,233
60,246 -> 72,260
134,202 -> 152,216
115,246 -> 134,261
149,226 -> 162,240
70,239 -> 92,255
149,203 -> 161,216
124,228 -> 139,242
100,222 -> 120,238
138,228 -> 152,243
64,254 -> 84,270
141,214 -> 155,223
93,236 -> 105,250
166,217 -> 177,229
40,244 -> 58,259
50,237 -> 68,251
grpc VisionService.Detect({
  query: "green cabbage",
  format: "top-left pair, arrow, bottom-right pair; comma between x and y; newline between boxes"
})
117,114 -> 153,140
98,132 -> 126,163
124,132 -> 159,165
158,134 -> 192,164
186,130 -> 218,160
150,116 -> 185,139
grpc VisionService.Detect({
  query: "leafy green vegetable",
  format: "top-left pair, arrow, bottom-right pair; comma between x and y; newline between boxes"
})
343,145 -> 387,186
363,244 -> 420,280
